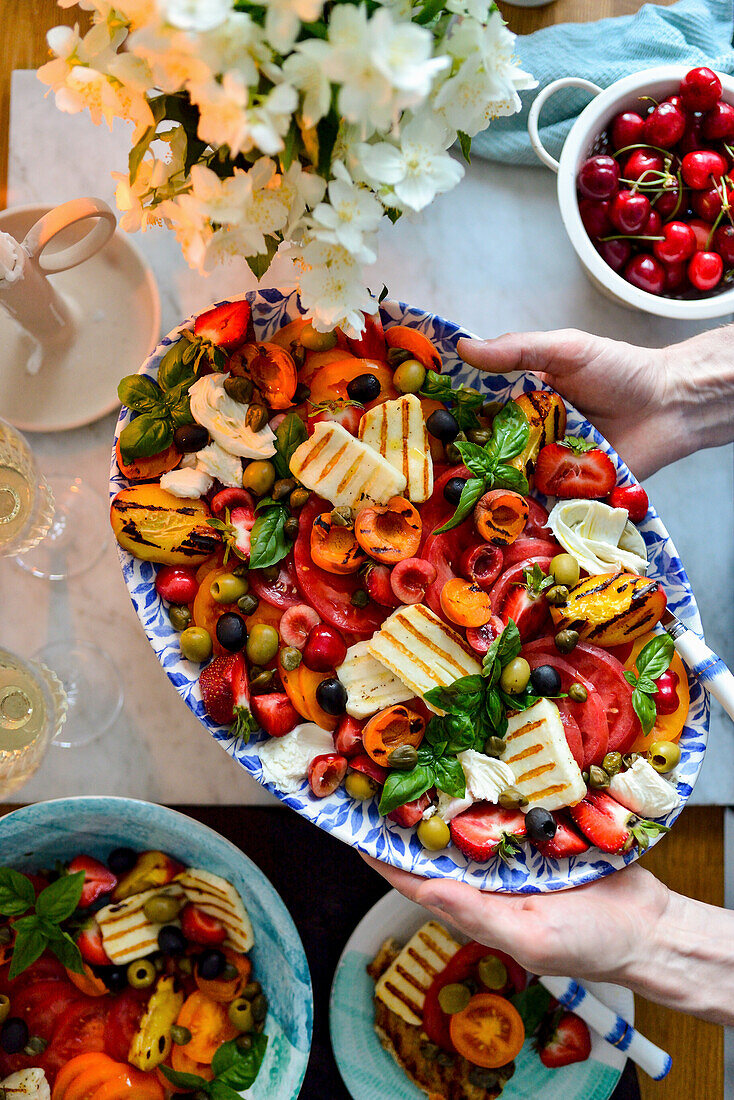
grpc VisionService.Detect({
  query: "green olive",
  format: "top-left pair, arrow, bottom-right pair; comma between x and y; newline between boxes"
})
568,682 -> 588,703
180,626 -> 213,663
168,604 -> 192,632
301,324 -> 337,351
170,1024 -> 192,1046
498,786 -> 528,810
210,573 -> 249,605
178,956 -> 193,976
437,982 -> 471,1015
393,359 -> 427,394
602,751 -> 623,777
242,459 -> 276,496
648,740 -> 681,773
350,589 -> 369,608
550,553 -> 580,589
238,593 -> 260,615
545,584 -> 569,607
466,427 -> 491,445
127,959 -> 156,989
143,893 -> 183,924
290,488 -> 310,509
554,629 -> 579,655
242,981 -> 262,1000
223,376 -> 254,404
417,817 -> 451,851
499,657 -> 531,694
245,404 -> 269,433
345,771 -> 377,800
387,744 -> 418,770
251,993 -> 268,1022
272,477 -> 296,501
0,995 -> 10,1025
228,996 -> 255,1032
279,646 -> 302,671
589,765 -> 610,790
478,955 -> 508,990
246,624 -> 279,665
483,736 -> 506,758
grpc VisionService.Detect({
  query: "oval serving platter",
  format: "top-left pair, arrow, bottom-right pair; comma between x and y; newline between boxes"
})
110,288 -> 709,893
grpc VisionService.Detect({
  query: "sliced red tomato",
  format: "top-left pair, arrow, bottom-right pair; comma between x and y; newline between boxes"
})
559,710 -> 585,769
418,465 -> 470,549
502,537 -> 560,567
42,998 -> 109,1082
294,499 -> 387,637
524,496 -> 551,537
565,641 -> 637,754
11,979 -> 85,1040
423,520 -> 476,621
248,553 -> 301,609
104,987 -> 150,1063
0,952 -> 67,996
500,586 -> 550,642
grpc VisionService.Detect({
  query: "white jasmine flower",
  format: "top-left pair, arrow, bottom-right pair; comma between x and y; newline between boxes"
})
445,0 -> 492,19
196,13 -> 270,78
358,114 -> 463,211
324,4 -> 393,133
259,0 -> 324,54
309,161 -> 381,261
370,9 -> 448,98
282,38 -> 331,129
190,71 -> 251,154
129,23 -> 212,91
249,82 -> 298,155
158,0 -> 234,32
442,12 -> 536,117
297,238 -> 377,335
278,160 -> 326,236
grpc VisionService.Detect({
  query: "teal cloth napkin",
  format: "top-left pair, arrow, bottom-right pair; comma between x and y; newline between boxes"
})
475,0 -> 734,164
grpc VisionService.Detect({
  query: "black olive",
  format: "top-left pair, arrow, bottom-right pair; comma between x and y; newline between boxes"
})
158,925 -> 187,956
1,1018 -> 28,1054
108,846 -> 137,875
346,373 -> 381,403
197,949 -> 227,980
173,424 -> 210,453
426,409 -> 460,443
315,677 -> 348,716
443,476 -> 467,505
216,612 -> 248,652
525,807 -> 557,843
529,664 -> 562,696
100,965 -> 128,993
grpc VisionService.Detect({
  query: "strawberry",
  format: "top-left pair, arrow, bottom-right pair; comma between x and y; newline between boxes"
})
569,790 -> 669,854
500,563 -> 552,640
208,503 -> 256,564
538,1011 -> 591,1068
535,439 -> 616,499
345,313 -> 387,360
449,803 -> 527,863
199,653 -> 257,740
307,399 -> 364,436
388,793 -> 432,828
180,903 -> 227,946
530,812 -> 590,859
77,918 -> 111,966
211,487 -> 255,519
68,855 -> 118,908
194,300 -> 252,350
251,692 -> 300,738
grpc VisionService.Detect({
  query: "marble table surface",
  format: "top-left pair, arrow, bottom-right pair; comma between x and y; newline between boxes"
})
4,70 -> 733,805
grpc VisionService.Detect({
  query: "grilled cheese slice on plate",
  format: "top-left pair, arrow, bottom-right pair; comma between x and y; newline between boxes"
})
375,921 -> 460,1025
358,394 -> 433,503
289,421 -> 406,508
367,604 -> 481,712
336,640 -> 414,718
96,883 -> 185,965
177,868 -> 254,952
502,698 -> 587,812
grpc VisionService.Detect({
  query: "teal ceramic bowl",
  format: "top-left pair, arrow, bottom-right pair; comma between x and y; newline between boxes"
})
0,796 -> 312,1098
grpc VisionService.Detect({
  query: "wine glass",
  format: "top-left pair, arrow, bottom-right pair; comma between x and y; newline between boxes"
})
0,647 -> 67,798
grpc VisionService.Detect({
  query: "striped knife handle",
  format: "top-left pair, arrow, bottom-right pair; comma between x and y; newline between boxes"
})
666,618 -> 734,723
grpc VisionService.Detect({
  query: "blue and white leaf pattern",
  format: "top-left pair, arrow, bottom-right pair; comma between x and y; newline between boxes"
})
110,290 -> 709,894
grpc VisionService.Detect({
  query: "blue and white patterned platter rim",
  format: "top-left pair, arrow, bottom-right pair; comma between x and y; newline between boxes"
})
110,288 -> 709,894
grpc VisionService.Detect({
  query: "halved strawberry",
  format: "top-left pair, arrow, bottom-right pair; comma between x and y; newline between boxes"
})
209,503 -> 256,563
500,563 -> 553,641
68,855 -> 118,908
569,790 -> 669,854
77,918 -> 111,966
211,487 -> 255,519
530,812 -> 590,859
535,440 -> 616,499
194,300 -> 252,350
538,1010 -> 591,1068
180,903 -> 226,946
307,399 -> 364,436
251,692 -> 300,738
199,653 -> 257,740
345,313 -> 386,360
450,803 -> 527,863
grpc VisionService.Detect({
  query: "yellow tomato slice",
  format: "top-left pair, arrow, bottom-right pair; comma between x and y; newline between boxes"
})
625,632 -> 690,752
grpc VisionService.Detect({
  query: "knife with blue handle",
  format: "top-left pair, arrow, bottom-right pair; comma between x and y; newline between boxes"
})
662,610 -> 734,722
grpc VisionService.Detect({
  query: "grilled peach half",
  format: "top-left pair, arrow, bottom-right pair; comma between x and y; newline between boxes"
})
508,391 -> 567,478
550,572 -> 666,647
110,485 -> 219,566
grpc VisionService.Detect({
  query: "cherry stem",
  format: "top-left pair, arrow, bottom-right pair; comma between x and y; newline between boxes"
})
599,233 -> 666,242
613,141 -> 674,159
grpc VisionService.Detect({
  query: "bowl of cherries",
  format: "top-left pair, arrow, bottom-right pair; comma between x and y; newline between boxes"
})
528,64 -> 734,318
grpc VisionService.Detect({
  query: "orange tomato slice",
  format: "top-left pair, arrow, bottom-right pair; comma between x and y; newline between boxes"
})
625,632 -> 690,752
299,348 -> 355,387
168,1042 -> 215,1081
195,947 -> 252,1003
176,991 -> 238,1064
267,317 -> 309,351
192,565 -> 237,657
279,657 -> 339,730
307,358 -> 396,405
92,1070 -> 165,1100
115,438 -> 181,482
66,962 -> 108,998
384,324 -> 442,371
449,993 -> 525,1069
53,1054 -> 119,1099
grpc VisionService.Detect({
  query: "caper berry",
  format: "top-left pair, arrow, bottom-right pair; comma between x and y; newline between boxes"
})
477,954 -> 508,990
290,488 -> 310,509
483,736 -> 506,758
499,657 -> 531,695
589,765 -> 610,790
169,604 -> 192,632
246,623 -> 279,665
417,816 -> 451,851
387,744 -> 418,770
228,997 -> 255,1032
438,983 -> 471,1015
330,505 -> 353,527
272,477 -> 296,501
301,324 -> 337,351
545,584 -> 569,607
127,959 -> 156,989
280,646 -> 302,671
554,628 -> 579,654
242,459 -> 276,496
393,359 -> 426,394
245,404 -> 269,433
498,786 -> 528,810
224,376 -> 254,404
648,740 -> 681,773
237,593 -> 260,615
568,682 -> 588,703
345,771 -> 377,800
602,751 -> 623,777
249,670 -> 275,694
143,893 -> 182,924
466,427 -> 491,445
180,626 -> 213,663
350,589 -> 369,608
0,997 -> 9,1026
170,1024 -> 192,1046
550,553 -> 580,589
23,1036 -> 47,1056
284,517 -> 300,540
251,993 -> 268,1022
242,981 -> 262,1000
210,573 -> 249,605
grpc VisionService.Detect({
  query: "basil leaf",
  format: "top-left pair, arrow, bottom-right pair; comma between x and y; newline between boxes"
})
496,620 -> 522,665
8,917 -> 47,979
492,464 -> 529,496
117,374 -> 165,414
483,688 -> 507,738
454,441 -> 497,479
435,477 -> 486,534
632,686 -> 657,735
510,983 -> 553,1035
118,415 -> 173,464
159,1065 -> 210,1089
635,634 -> 674,682
419,370 -> 452,402
452,400 -> 481,432
212,1034 -> 268,1089
433,755 -> 466,798
623,670 -> 638,688
157,339 -> 196,393
637,676 -> 657,695
35,871 -> 84,923
274,413 -> 307,479
210,1084 -> 243,1100
424,674 -> 484,714
378,765 -> 434,815
170,395 -> 194,427
486,401 -> 529,464
45,926 -> 84,974
248,506 -> 290,570
442,713 -> 480,755
0,868 -> 35,916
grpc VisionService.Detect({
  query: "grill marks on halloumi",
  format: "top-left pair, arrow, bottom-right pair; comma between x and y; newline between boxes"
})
374,921 -> 460,1025
177,868 -> 254,952
289,421 -> 406,508
336,640 -> 414,718
368,604 -> 481,712
358,394 -> 433,503
97,884 -> 186,965
502,698 -> 587,812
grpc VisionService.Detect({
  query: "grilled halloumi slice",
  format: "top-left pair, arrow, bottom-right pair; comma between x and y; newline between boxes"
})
502,698 -> 587,812
375,921 -> 460,1026
336,640 -> 415,718
96,883 -> 185,965
358,394 -> 433,503
368,604 -> 481,712
177,868 -> 254,952
289,421 -> 406,508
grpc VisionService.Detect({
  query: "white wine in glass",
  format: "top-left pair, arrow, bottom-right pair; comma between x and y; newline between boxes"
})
0,417 -> 54,556
0,647 -> 67,798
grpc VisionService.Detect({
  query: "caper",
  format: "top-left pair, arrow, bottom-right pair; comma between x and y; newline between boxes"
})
499,657 -> 531,694
301,324 -> 337,351
350,589 -> 369,608
387,744 -> 418,770
387,347 -> 413,367
168,604 -> 192,632
417,816 -> 451,851
210,573 -> 249,605
438,983 -> 471,1015
469,1066 -> 501,1089
0,997 -> 9,1026
554,628 -> 579,654
436,1051 -> 454,1068
232,564 -> 248,579
246,623 -> 279,665
568,682 -> 588,703
178,956 -> 193,975
224,376 -> 254,404
0,927 -> 11,945
648,740 -> 681,773
236,1033 -> 254,1051
589,765 -> 610,790
237,593 -> 260,615
242,459 -> 275,496
330,505 -> 353,527
143,893 -> 183,924
293,382 -> 311,404
23,1036 -> 47,1056
550,553 -> 580,589
466,427 -> 491,445
280,646 -> 302,671
545,584 -> 569,607
228,996 -> 255,1032
581,770 -> 589,785
603,751 -> 623,777
222,962 -> 239,982
346,771 -> 377,800
170,1024 -> 192,1046
251,993 -> 268,1022
242,980 -> 262,1000
290,487 -> 310,509
245,404 -> 269,433
445,442 -> 463,465
420,1041 -> 441,1062
478,954 -> 508,990
272,477 -> 296,501
250,670 -> 275,694
393,359 -> 426,394
498,786 -> 528,810
127,959 -> 156,989
180,626 -> 213,663
623,752 -> 642,769
483,736 -> 506,758
284,517 -> 300,540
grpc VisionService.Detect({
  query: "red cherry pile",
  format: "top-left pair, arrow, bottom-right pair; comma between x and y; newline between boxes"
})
577,66 -> 734,298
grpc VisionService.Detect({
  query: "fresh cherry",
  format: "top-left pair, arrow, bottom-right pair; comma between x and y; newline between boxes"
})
610,110 -> 645,150
701,100 -> 734,140
390,557 -> 437,605
653,669 -> 680,715
596,238 -> 631,272
713,223 -> 734,264
643,101 -> 686,148
663,261 -> 688,293
624,148 -> 664,182
688,250 -> 724,290
642,209 -> 662,237
679,66 -> 722,113
578,155 -> 620,200
664,94 -> 685,110
579,197 -> 611,238
606,484 -> 649,522
655,180 -> 683,218
681,149 -> 728,189
334,715 -> 364,758
363,563 -> 400,607
690,184 -> 729,223
302,623 -> 347,672
465,616 -> 505,655
609,190 -> 651,234
688,218 -> 712,251
624,254 -> 665,295
678,114 -> 705,154
652,220 -> 696,263
155,565 -> 199,604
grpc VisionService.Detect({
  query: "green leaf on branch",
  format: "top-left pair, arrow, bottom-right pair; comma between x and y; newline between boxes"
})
246,235 -> 280,280
458,131 -> 472,164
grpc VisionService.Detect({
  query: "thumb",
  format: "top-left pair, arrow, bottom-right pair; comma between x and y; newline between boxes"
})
415,877 -> 526,954
457,329 -> 595,380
